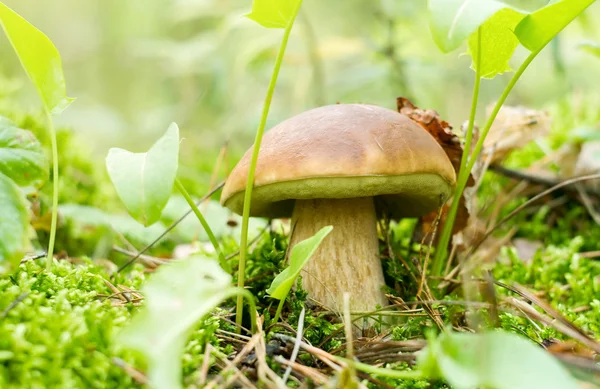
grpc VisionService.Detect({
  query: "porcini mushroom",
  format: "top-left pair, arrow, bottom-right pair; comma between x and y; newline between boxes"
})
221,104 -> 456,314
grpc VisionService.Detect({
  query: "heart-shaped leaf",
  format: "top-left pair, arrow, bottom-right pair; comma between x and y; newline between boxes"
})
267,226 -> 333,300
0,172 -> 29,264
106,123 -> 179,227
118,256 -> 235,389
0,1 -> 74,114
428,0 -> 516,53
0,116 -> 48,188
467,8 -> 525,78
418,331 -> 579,389
246,0 -> 302,28
515,0 -> 596,52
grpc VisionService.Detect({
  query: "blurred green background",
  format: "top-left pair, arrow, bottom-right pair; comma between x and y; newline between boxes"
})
1,0 -> 599,170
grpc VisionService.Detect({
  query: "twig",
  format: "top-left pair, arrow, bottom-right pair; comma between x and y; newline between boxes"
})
112,246 -> 167,267
1,292 -> 29,319
274,356 -> 329,384
20,252 -> 46,264
112,357 -> 148,385
282,306 -> 305,384
465,173 -> 600,268
489,164 -> 600,196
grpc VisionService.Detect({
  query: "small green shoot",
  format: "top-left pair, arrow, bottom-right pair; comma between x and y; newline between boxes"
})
106,123 -> 180,227
0,117 -> 48,264
106,123 -> 224,265
418,331 -> 579,389
430,0 -> 596,276
236,0 -> 303,329
0,1 -> 74,270
267,226 -> 332,323
118,256 -> 257,389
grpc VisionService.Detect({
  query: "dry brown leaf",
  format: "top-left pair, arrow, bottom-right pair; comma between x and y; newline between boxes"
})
483,105 -> 551,164
397,97 -> 473,248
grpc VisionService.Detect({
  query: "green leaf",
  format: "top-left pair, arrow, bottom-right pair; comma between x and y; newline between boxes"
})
106,123 -> 179,227
514,0 -> 596,52
0,116 -> 48,188
118,256 -> 236,389
428,0 -> 515,53
467,8 -> 525,78
418,331 -> 579,389
267,226 -> 333,300
579,40 -> 600,57
0,172 -> 29,264
118,256 -> 234,389
246,0 -> 302,28
0,1 -> 74,114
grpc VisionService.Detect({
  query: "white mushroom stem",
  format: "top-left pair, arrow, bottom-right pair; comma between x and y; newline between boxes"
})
290,197 -> 388,315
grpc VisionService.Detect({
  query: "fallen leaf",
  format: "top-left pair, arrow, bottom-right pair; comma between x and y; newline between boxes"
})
397,97 -> 473,246
482,105 -> 551,163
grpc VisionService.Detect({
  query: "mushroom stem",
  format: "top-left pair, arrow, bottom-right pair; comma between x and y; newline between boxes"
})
290,197 -> 388,314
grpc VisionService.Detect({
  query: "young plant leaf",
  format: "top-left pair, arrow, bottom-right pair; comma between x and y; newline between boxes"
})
0,116 -> 48,188
428,0 -> 514,53
418,331 -> 579,389
0,172 -> 29,264
467,8 -> 525,78
267,226 -> 333,300
514,0 -> 596,52
0,1 -> 74,114
118,257 -> 236,389
106,123 -> 179,227
246,0 -> 302,28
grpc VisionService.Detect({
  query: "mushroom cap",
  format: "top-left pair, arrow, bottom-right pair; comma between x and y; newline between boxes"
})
221,104 -> 456,219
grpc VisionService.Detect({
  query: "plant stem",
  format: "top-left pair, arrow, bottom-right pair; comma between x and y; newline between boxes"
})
273,298 -> 286,324
337,357 -> 423,380
222,287 -> 258,334
433,49 -> 539,275
45,109 -> 59,271
235,0 -> 303,330
174,179 -> 227,271
431,28 -> 481,277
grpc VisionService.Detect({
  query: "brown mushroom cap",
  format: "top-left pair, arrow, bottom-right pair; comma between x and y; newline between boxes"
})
221,104 -> 456,219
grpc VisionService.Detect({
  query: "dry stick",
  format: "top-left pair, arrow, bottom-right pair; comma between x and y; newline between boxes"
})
112,357 -> 148,385
274,356 -> 329,384
507,283 -> 600,352
575,183 -> 600,224
112,246 -> 166,266
417,204 -> 443,299
204,336 -> 260,389
254,317 -> 286,389
506,297 -> 600,355
489,164 -> 600,196
1,292 -> 29,319
116,181 -> 224,273
198,342 -> 212,385
456,173 -> 600,276
282,306 -> 306,385
271,333 -> 343,372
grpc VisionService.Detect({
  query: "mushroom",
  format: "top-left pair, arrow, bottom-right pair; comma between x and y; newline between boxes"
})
221,104 -> 456,314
